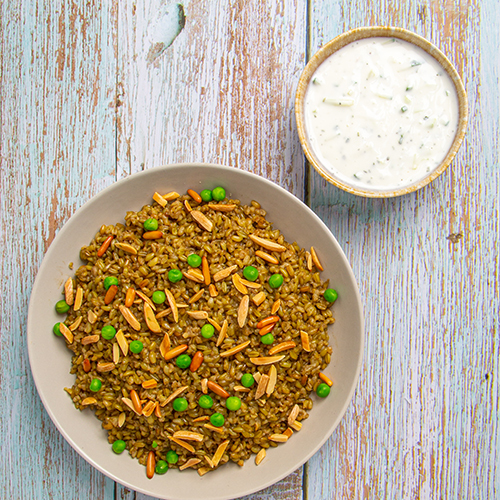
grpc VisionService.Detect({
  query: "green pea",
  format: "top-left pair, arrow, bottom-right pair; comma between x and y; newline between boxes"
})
143,218 -> 159,231
187,254 -> 202,267
90,378 -> 102,392
268,274 -> 283,289
166,450 -> 178,464
243,266 -> 258,282
53,323 -> 62,337
240,373 -> 254,388
261,333 -> 274,345
152,290 -> 166,304
173,397 -> 188,412
55,300 -> 70,314
168,269 -> 183,283
103,276 -> 119,290
152,441 -> 158,448
212,186 -> 226,201
176,354 -> 192,369
129,340 -> 144,354
112,439 -> 126,454
316,383 -> 331,398
210,413 -> 225,427
324,288 -> 338,303
155,459 -> 168,475
101,325 -> 116,340
201,324 -> 215,339
200,189 -> 213,202
198,395 -> 213,409
226,396 -> 242,411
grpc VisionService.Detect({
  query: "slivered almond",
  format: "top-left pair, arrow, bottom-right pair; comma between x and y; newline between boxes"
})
306,251 -> 313,271
209,284 -> 218,297
153,191 -> 168,207
81,397 -> 97,405
300,331 -> 311,352
173,431 -> 204,442
183,270 -> 205,283
164,289 -> 178,322
233,385 -> 250,392
74,286 -> 83,311
290,420 -> 302,431
144,302 -> 161,333
207,380 -> 229,398
207,318 -> 221,331
249,234 -> 286,252
256,315 -> 279,329
59,323 -> 74,343
113,343 -> 120,364
204,423 -> 224,434
142,401 -> 156,417
159,333 -> 171,359
191,210 -> 213,231
97,362 -> 115,372
81,334 -> 99,345
269,434 -> 288,443
187,268 -> 204,282
187,310 -> 208,320
116,329 -> 128,356
125,287 -> 136,307
187,189 -> 202,204
136,290 -> 156,311
237,295 -> 249,327
207,203 -> 236,212
288,404 -> 300,427
69,316 -> 83,331
213,264 -> 238,282
163,191 -> 180,201
142,379 -> 158,389
119,305 -> 141,331
180,458 -> 201,470
283,427 -> 294,439
189,289 -> 204,304
271,299 -> 281,314
122,397 -> 141,415
239,277 -> 261,289
310,246 -> 324,271
198,467 -> 211,476
255,249 -> 279,264
269,341 -> 296,356
184,199 -> 192,212
161,385 -> 189,407
193,415 -> 209,423
319,372 -> 334,387
202,256 -> 210,285
250,355 -> 285,366
118,412 -> 126,427
252,291 -> 266,306
169,437 -> 195,453
88,310 -> 97,324
266,365 -> 277,396
154,401 -> 161,418
216,319 -> 228,347
255,448 -> 266,465
201,378 -> 208,394
232,274 -> 248,294
114,242 -> 137,255
220,340 -> 250,358
155,308 -> 171,319
255,374 -> 269,399
204,455 -> 215,468
212,440 -> 230,467
253,372 -> 262,383
164,344 -> 188,361
64,278 -> 74,305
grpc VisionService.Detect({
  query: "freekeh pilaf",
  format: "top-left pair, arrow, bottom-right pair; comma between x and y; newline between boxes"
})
55,186 -> 337,478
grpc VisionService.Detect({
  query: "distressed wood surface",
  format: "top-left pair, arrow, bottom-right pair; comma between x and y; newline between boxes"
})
1,0 -> 498,499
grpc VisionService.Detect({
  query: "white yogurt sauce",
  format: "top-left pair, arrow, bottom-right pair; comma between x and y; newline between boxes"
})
304,37 -> 459,190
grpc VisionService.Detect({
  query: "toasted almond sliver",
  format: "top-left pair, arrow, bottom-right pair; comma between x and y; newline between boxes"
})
114,242 -> 138,255
239,277 -> 261,289
204,423 -> 224,434
300,331 -> 311,352
204,455 -> 215,468
255,448 -> 266,465
118,412 -> 126,427
193,415 -> 209,423
290,420 -> 302,431
255,249 -> 280,265
250,355 -> 285,366
198,467 -> 211,476
201,378 -> 208,394
142,401 -> 156,417
269,341 -> 296,356
216,319 -> 228,347
288,404 -> 300,427
116,329 -> 128,356
136,290 -> 156,311
121,397 -> 141,415
249,234 -> 286,253
255,374 -> 270,399
213,264 -> 238,282
184,199 -> 192,212
155,308 -> 171,319
220,340 -> 250,358
237,295 -> 250,328
183,270 -> 205,283
310,246 -> 324,271
88,310 -> 98,324
232,274 -> 248,295
144,302 -> 161,333
266,365 -> 277,396
153,191 -> 168,207
209,284 -> 218,297
142,379 -> 158,389
271,299 -> 281,315
306,251 -> 313,272
207,203 -> 236,212
81,397 -> 97,405
179,458 -> 201,470
164,289 -> 178,322
233,385 -> 251,392
164,344 -> 188,361
64,278 -> 74,306
189,289 -> 205,304
169,437 -> 195,453
252,291 -> 266,306
212,440 -> 230,467
187,310 -> 209,320
81,334 -> 99,345
191,210 -> 213,232
283,427 -> 294,439
253,372 -> 262,383
159,333 -> 171,359
119,305 -> 141,331
173,431 -> 204,442
161,385 -> 189,407
97,362 -> 115,372
319,372 -> 334,387
59,323 -> 74,343
154,401 -> 161,418
74,286 -> 84,311
113,343 -> 120,364
207,318 -> 221,331
69,316 -> 83,331
163,191 -> 180,201
269,434 -> 289,443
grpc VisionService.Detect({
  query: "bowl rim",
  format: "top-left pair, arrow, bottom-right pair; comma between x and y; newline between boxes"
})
295,26 -> 469,198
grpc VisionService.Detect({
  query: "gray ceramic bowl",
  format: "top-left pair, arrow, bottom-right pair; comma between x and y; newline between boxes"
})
28,163 -> 364,500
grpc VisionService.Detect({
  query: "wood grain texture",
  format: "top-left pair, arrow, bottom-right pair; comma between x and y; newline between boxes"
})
305,1 -> 500,499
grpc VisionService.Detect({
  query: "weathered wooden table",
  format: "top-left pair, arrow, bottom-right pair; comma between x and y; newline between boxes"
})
1,0 -> 498,498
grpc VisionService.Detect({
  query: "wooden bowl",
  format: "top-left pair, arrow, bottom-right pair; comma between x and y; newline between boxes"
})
295,26 -> 468,198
